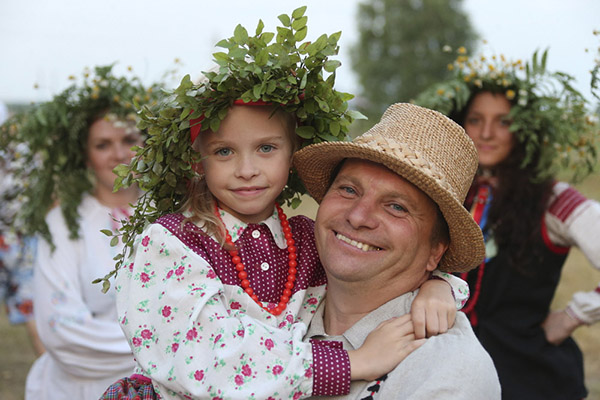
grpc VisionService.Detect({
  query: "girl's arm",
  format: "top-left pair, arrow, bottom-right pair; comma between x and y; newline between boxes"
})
410,271 -> 469,339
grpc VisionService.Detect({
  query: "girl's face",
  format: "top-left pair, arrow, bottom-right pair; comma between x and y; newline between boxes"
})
198,106 -> 295,223
86,117 -> 142,197
463,92 -> 515,169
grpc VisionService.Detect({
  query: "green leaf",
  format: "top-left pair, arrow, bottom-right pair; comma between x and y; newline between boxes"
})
113,164 -> 130,177
213,52 -> 229,62
296,125 -> 316,139
110,236 -> 119,247
100,229 -> 114,236
324,60 -> 342,73
260,32 -> 275,44
215,39 -> 230,49
278,13 -> 291,27
165,172 -> 177,187
292,6 -> 307,19
329,121 -> 340,136
233,24 -> 249,44
255,19 -> 265,36
346,110 -> 368,120
292,16 -> 307,31
294,26 -> 308,42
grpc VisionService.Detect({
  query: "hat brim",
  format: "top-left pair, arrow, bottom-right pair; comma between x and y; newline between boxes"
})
293,141 -> 485,273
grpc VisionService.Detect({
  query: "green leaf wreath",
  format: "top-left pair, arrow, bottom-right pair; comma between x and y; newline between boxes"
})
95,6 -> 365,291
0,65 -> 165,247
414,46 -> 599,183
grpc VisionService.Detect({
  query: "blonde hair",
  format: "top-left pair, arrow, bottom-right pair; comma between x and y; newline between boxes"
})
181,105 -> 298,244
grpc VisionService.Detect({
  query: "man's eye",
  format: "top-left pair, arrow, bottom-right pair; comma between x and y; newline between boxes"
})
342,186 -> 356,195
259,145 -> 274,153
390,203 -> 406,212
216,148 -> 232,156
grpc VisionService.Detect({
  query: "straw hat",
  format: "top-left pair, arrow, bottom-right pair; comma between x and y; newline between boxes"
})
293,103 -> 484,272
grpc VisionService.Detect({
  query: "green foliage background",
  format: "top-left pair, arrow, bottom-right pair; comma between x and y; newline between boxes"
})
351,0 -> 477,126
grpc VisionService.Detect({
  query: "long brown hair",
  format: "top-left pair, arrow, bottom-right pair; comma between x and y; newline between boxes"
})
455,92 -> 554,276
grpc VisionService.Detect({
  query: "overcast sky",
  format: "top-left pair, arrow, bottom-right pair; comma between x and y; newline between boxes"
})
1,0 -> 599,105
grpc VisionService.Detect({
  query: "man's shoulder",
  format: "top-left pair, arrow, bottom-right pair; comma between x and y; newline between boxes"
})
381,311 -> 501,399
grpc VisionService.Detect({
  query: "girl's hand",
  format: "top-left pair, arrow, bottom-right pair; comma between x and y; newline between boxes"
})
542,309 -> 583,345
348,314 -> 425,381
411,278 -> 456,339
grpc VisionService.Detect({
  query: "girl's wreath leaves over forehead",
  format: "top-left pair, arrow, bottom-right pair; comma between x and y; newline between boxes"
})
414,45 -> 599,184
95,6 -> 366,292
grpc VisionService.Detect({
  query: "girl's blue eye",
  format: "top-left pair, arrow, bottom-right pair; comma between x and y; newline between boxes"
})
216,148 -> 232,156
260,145 -> 274,153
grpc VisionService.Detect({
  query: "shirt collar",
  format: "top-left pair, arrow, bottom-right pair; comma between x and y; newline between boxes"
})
306,292 -> 417,349
217,207 -> 287,249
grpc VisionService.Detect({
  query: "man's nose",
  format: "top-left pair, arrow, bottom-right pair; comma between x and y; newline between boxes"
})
346,196 -> 378,230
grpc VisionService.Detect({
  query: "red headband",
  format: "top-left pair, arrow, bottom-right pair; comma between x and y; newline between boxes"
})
189,99 -> 272,143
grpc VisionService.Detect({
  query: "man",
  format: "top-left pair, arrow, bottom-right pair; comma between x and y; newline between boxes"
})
294,103 -> 501,399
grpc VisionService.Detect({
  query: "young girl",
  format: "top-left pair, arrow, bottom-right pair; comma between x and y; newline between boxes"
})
106,8 -> 469,399
416,48 -> 600,399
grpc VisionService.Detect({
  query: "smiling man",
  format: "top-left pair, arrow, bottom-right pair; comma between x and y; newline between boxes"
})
294,103 -> 501,399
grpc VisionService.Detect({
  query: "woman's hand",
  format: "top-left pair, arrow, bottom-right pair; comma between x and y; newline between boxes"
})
348,314 -> 425,381
542,309 -> 583,345
411,278 -> 456,339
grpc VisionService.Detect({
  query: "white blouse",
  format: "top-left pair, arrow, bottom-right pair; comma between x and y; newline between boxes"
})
25,195 -> 135,399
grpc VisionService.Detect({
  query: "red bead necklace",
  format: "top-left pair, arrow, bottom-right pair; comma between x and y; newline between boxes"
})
214,203 -> 297,316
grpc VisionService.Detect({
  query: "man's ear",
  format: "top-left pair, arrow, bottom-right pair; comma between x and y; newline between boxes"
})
425,241 -> 449,272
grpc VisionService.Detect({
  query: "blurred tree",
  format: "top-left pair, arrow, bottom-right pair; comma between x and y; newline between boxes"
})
351,0 -> 478,123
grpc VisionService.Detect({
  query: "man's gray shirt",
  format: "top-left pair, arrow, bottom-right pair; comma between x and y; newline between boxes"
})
306,291 -> 501,399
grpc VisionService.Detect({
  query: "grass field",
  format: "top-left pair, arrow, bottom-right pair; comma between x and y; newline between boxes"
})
1,175 -> 599,399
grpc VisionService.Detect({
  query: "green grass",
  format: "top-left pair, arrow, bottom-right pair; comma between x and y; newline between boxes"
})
0,309 -> 36,400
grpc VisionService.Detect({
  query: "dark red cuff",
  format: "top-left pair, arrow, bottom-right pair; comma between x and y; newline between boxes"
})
310,339 -> 351,396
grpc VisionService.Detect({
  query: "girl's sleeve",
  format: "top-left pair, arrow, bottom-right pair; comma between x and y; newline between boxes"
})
431,269 -> 470,310
115,223 -> 348,399
544,182 -> 600,324
33,212 -> 134,379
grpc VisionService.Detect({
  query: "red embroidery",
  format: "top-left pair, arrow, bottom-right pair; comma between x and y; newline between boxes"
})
548,187 -> 586,222
540,217 -> 570,255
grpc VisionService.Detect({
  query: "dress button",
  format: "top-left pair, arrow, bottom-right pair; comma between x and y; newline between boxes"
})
252,230 -> 261,239
260,262 -> 270,271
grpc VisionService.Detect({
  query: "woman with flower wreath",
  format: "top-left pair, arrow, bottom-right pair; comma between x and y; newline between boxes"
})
416,48 -> 600,399
101,7 -> 471,400
0,65 -> 162,399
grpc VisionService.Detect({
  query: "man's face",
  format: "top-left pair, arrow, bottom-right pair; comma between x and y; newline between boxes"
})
314,159 -> 447,289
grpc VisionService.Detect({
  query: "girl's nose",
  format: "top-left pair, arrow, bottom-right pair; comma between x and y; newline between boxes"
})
235,155 -> 259,179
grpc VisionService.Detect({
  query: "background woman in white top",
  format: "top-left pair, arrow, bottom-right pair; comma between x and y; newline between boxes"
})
1,65 -> 162,399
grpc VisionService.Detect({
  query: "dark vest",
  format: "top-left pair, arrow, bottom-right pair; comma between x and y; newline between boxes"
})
464,246 -> 587,400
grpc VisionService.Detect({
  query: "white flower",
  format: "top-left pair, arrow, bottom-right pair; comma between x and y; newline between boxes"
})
518,98 -> 527,106
442,45 -> 452,53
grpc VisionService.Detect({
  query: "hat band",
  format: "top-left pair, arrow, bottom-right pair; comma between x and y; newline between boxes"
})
355,135 -> 455,198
